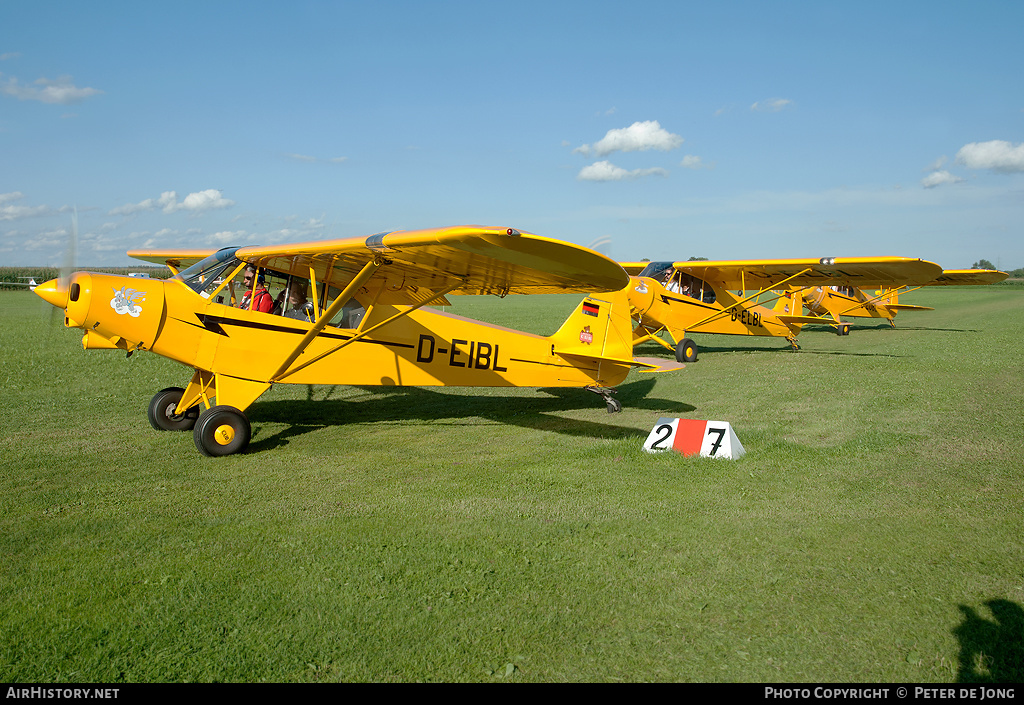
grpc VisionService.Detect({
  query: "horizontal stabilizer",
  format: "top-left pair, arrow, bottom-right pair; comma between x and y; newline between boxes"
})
886,304 -> 934,311
777,314 -> 835,326
633,356 -> 686,373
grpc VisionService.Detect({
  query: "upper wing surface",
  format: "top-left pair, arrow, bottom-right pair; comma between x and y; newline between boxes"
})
128,249 -> 219,270
618,262 -> 649,276
924,269 -> 1008,286
236,225 -> 629,297
673,257 -> 943,289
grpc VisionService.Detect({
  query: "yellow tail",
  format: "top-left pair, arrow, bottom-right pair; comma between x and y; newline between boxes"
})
549,288 -> 636,366
773,288 -> 804,317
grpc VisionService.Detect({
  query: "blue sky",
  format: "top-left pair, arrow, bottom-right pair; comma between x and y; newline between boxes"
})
2,0 -> 1022,270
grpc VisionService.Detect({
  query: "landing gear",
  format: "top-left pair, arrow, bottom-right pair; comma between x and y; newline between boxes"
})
675,337 -> 698,362
586,386 -> 622,413
193,405 -> 251,457
835,323 -> 850,336
148,387 -> 199,431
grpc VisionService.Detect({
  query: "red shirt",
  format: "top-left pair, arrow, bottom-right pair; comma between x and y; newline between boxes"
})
240,286 -> 273,313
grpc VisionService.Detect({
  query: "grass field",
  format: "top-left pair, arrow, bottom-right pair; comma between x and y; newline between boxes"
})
1,285 -> 1021,683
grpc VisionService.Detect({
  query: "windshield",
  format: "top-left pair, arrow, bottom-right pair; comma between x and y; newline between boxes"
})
637,261 -> 674,281
173,247 -> 243,296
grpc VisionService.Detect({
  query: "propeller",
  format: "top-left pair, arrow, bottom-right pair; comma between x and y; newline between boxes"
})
36,207 -> 79,322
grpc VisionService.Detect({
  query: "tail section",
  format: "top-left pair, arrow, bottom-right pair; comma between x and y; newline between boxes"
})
549,288 -> 642,367
773,287 -> 804,317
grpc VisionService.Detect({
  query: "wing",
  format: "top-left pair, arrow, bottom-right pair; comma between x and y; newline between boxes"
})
673,257 -> 944,289
128,248 -> 220,271
618,262 -> 650,276
235,225 -> 629,300
924,269 -> 1009,286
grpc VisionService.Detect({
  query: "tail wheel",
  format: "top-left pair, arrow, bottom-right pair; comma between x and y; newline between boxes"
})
148,387 -> 199,431
193,405 -> 251,457
675,338 -> 698,363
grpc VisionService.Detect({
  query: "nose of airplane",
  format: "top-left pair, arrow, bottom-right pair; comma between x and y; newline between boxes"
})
34,278 -> 69,309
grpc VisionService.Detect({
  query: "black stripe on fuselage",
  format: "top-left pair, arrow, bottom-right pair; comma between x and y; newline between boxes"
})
176,313 -> 414,349
659,294 -> 719,312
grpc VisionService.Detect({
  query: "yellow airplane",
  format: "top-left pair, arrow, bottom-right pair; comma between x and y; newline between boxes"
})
619,257 -> 944,361
35,225 -> 680,456
799,268 -> 1008,333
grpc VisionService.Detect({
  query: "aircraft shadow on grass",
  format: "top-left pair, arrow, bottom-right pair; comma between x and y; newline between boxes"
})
246,376 -> 693,453
953,599 -> 1024,683
634,341 -> 905,359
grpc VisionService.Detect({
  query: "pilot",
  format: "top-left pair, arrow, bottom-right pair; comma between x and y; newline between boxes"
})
280,280 -> 315,322
232,265 -> 274,313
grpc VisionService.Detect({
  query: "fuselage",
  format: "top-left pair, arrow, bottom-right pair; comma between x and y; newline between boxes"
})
38,271 -> 632,392
626,275 -> 800,340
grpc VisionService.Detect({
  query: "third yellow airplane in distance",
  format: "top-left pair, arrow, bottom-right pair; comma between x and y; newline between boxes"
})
619,256 -> 945,361
799,268 -> 1008,333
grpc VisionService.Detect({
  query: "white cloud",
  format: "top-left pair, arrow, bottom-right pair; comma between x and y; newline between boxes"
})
955,140 -> 1024,173
179,189 -> 234,212
925,156 -> 948,172
577,160 -> 669,182
921,170 -> 964,189
751,98 -> 793,112
681,155 -> 714,170
0,74 -> 102,104
110,189 -> 234,216
109,192 -> 175,216
0,193 -> 50,221
574,120 -> 683,158
207,230 -> 247,245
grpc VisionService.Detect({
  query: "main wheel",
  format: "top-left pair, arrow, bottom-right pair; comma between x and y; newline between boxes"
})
148,387 -> 199,431
675,338 -> 698,363
193,405 -> 251,457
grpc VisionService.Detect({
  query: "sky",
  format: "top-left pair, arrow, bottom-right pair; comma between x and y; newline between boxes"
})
2,0 -> 1023,271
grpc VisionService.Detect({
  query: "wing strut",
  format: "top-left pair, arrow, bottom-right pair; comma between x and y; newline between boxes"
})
272,278 -> 464,383
269,257 -> 384,382
836,285 -> 920,316
686,268 -> 812,331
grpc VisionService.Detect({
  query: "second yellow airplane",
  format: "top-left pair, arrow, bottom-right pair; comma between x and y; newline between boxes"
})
620,257 -> 945,361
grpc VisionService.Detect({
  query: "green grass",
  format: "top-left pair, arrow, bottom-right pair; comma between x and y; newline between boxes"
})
1,287 -> 1022,682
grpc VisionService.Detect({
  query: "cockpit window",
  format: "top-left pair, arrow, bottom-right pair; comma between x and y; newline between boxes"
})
637,262 -> 674,281
173,248 -> 243,297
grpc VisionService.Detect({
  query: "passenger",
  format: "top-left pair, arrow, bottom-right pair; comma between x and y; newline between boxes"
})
281,280 -> 315,322
232,265 -> 274,313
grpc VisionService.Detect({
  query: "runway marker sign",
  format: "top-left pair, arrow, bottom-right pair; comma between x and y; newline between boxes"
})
643,418 -> 746,459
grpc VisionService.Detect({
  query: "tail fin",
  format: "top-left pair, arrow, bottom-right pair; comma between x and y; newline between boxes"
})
773,288 -> 804,317
549,288 -> 638,366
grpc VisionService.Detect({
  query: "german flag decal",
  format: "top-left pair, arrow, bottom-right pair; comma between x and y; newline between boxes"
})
582,301 -> 600,317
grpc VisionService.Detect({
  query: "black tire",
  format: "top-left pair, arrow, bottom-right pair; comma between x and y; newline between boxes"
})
675,338 -> 698,363
148,387 -> 199,431
193,405 -> 251,457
